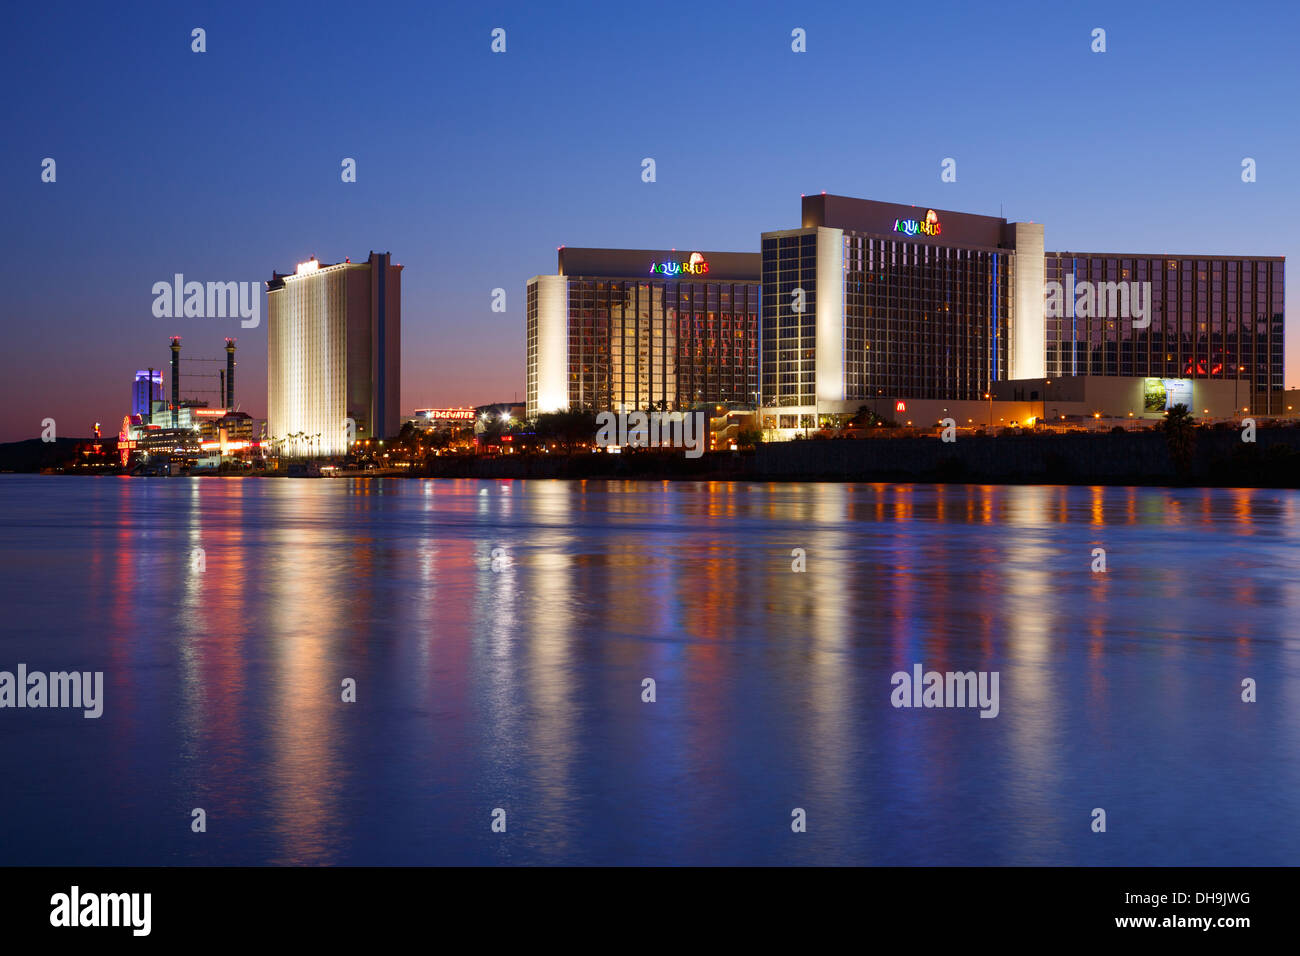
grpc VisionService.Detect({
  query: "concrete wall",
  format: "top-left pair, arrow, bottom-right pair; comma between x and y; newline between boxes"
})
815,227 -> 845,404
532,275 -> 569,414
1009,223 -> 1045,380
995,376 -> 1243,420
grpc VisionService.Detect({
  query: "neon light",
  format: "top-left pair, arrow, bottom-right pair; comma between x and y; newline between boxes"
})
416,408 -> 476,421
650,251 -> 709,276
893,209 -> 942,237
295,258 -> 320,275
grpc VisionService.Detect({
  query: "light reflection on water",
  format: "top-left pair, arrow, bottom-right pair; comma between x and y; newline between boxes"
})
0,476 -> 1298,865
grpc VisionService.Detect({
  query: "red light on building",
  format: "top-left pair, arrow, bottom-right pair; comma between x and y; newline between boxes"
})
895,401 -> 906,412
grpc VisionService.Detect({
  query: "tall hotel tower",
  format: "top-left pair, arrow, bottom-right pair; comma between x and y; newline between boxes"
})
761,195 -> 1044,422
267,251 -> 402,456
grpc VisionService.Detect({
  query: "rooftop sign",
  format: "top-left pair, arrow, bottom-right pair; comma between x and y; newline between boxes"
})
650,252 -> 709,276
893,209 -> 942,237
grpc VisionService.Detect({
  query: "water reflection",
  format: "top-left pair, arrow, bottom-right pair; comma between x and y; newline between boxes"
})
1,476 -> 1298,865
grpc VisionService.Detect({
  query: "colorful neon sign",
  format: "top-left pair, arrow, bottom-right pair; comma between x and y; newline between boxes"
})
893,209 -> 942,237
416,408 -> 476,421
650,252 -> 709,276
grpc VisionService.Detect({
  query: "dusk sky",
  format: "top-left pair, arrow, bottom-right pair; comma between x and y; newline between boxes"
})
3,0 -> 1297,441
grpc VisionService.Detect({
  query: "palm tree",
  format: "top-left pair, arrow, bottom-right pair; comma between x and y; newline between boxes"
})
1162,404 -> 1196,476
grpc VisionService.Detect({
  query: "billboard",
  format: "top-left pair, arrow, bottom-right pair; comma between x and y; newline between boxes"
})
1143,378 -> 1193,412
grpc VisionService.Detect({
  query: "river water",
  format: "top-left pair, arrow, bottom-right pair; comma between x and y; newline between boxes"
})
0,476 -> 1296,865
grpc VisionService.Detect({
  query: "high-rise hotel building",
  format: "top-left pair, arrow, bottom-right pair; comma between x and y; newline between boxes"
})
760,195 -> 1045,424
267,251 -> 401,456
759,194 -> 1284,423
524,194 -> 1284,428
527,247 -> 760,418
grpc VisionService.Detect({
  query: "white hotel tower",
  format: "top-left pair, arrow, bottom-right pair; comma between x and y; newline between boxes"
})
266,252 -> 402,457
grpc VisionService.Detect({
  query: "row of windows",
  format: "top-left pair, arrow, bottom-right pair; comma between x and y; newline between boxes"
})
1046,257 -> 1282,278
536,250 -> 1283,411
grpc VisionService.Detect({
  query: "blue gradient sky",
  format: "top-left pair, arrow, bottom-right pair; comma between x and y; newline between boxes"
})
2,0 -> 1296,441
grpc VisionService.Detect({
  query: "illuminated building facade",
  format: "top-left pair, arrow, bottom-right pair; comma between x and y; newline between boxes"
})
267,252 -> 402,456
1043,253 -> 1285,414
132,370 -> 162,419
195,411 -> 262,457
759,194 -> 1284,428
527,248 -> 760,418
146,399 -> 209,431
760,195 -> 1040,427
522,195 -> 1284,431
123,404 -> 265,463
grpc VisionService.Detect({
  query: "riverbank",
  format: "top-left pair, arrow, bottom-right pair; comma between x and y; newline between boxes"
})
423,429 -> 1300,487
10,428 -> 1300,487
